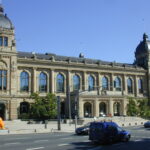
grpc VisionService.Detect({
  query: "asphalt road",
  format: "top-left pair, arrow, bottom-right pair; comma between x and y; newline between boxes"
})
0,125 -> 150,150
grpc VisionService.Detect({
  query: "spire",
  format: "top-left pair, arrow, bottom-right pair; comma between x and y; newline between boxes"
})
143,33 -> 148,42
0,4 -> 4,14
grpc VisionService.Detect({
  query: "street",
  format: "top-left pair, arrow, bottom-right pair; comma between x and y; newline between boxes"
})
0,125 -> 150,150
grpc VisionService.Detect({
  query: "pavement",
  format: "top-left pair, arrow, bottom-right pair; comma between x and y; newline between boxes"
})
0,117 -> 148,135
0,120 -> 78,135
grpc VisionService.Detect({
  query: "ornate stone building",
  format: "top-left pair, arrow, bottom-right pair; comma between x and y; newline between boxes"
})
0,5 -> 149,120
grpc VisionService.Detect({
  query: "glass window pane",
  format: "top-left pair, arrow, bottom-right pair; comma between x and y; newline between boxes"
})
114,77 -> 121,91
20,72 -> 29,92
138,79 -> 143,93
88,75 -> 94,91
73,75 -> 80,91
39,72 -> 47,92
102,77 -> 108,90
56,74 -> 64,92
0,37 -> 3,46
3,71 -> 7,90
127,78 -> 133,93
4,37 -> 8,47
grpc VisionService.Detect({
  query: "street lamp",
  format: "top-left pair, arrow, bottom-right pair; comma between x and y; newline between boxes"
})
57,96 -> 61,130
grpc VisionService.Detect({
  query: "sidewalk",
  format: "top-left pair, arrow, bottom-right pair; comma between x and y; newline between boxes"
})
0,117 -> 148,135
0,120 -> 79,135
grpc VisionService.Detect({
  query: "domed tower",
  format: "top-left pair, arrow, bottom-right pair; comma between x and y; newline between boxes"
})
135,33 -> 150,101
134,33 -> 150,68
0,4 -> 16,52
0,4 -> 17,96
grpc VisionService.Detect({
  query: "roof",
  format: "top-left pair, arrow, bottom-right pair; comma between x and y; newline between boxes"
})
17,51 -> 143,69
0,5 -> 13,29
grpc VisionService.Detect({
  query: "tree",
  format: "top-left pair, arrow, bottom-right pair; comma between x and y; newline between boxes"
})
30,93 -> 57,120
127,97 -> 139,116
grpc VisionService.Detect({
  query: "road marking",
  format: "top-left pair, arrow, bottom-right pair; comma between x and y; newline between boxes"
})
58,143 -> 71,146
83,140 -> 90,142
134,139 -> 143,142
4,142 -> 20,146
26,147 -> 45,150
61,137 -> 73,140
34,140 -> 49,143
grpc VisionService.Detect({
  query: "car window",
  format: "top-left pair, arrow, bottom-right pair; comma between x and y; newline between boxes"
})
117,127 -> 123,132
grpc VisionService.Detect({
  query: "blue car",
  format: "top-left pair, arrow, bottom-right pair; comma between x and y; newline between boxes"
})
75,123 -> 90,135
89,121 -> 131,144
144,121 -> 150,128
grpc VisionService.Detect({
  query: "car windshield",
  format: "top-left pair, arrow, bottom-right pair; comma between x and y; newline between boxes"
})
117,126 -> 124,132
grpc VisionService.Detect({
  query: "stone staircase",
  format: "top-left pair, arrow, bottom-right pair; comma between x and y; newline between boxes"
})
82,116 -> 148,127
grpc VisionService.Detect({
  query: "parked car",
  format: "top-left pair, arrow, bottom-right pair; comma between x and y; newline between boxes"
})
89,121 -> 131,144
75,122 -> 90,135
144,121 -> 150,128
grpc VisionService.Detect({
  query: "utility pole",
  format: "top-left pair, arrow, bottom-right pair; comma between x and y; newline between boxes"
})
57,96 -> 61,130
66,84 -> 71,124
74,90 -> 79,131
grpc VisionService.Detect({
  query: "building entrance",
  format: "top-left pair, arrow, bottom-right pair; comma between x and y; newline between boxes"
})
0,103 -> 5,120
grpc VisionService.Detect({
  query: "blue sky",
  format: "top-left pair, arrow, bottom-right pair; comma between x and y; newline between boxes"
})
3,0 -> 150,63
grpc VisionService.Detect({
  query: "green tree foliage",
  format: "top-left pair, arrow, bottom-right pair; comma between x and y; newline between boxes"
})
127,97 -> 139,116
30,93 -> 57,120
138,98 -> 150,118
127,97 -> 150,118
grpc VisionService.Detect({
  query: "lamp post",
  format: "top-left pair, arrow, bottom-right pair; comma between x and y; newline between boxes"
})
74,90 -> 79,131
57,96 -> 61,130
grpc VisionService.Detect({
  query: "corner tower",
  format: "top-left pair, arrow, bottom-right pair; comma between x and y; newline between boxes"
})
0,4 -> 17,108
135,33 -> 150,101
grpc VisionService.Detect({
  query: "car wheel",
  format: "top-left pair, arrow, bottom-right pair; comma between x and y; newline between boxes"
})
123,135 -> 130,142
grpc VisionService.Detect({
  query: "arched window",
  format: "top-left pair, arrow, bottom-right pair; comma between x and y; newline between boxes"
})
20,102 -> 30,114
138,79 -> 143,94
114,77 -> 121,91
0,70 -> 7,91
127,78 -> 133,94
73,74 -> 80,91
99,102 -> 106,116
84,102 -> 92,118
39,72 -> 47,92
20,71 -> 29,92
114,102 -> 120,116
88,75 -> 94,91
102,76 -> 108,90
56,73 -> 64,92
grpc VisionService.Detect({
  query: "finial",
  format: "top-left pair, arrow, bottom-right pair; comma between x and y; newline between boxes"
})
143,33 -> 148,41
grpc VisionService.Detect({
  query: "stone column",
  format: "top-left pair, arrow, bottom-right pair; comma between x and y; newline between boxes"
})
123,74 -> 127,95
78,99 -> 83,118
82,71 -> 86,91
110,73 -> 114,91
32,67 -> 37,93
108,98 -> 113,116
134,75 -> 138,97
9,99 -> 18,120
50,69 -> 55,93
94,99 -> 99,117
122,98 -> 127,116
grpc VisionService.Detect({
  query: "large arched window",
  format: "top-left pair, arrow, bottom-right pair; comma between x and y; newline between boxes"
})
0,70 -> 7,91
88,75 -> 95,91
114,77 -> 121,91
20,71 -> 29,92
138,79 -> 143,94
73,74 -> 80,91
114,102 -> 120,116
102,76 -> 108,90
56,73 -> 64,92
127,78 -> 133,94
20,102 -> 30,114
39,72 -> 47,92
99,102 -> 106,116
84,102 -> 92,118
